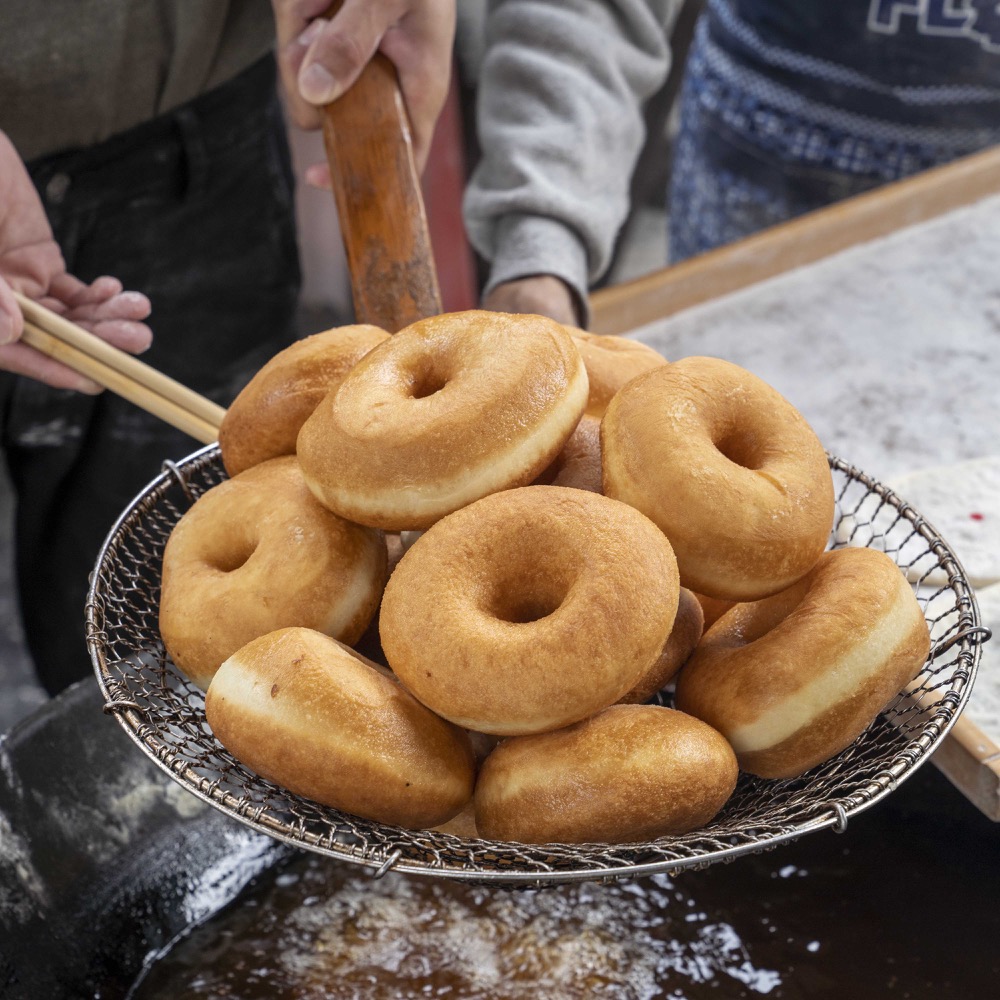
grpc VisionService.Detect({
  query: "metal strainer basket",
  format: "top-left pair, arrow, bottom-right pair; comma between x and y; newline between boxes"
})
88,446 -> 988,887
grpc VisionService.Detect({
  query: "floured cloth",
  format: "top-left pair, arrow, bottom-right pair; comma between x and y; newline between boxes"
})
835,455 -> 1000,589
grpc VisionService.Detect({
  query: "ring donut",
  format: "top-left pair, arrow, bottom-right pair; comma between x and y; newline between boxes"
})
533,414 -> 602,493
379,485 -> 680,736
474,704 -> 738,844
602,356 -> 835,601
568,328 -> 667,417
674,546 -> 931,778
219,324 -> 388,477
618,587 -> 704,704
297,311 -> 589,530
159,457 -> 386,689
206,627 -> 476,828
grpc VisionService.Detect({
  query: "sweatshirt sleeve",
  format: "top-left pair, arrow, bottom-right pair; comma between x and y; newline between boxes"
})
462,0 -> 679,321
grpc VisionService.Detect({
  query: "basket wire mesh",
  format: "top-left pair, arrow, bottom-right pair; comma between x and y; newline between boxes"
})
88,445 -> 988,888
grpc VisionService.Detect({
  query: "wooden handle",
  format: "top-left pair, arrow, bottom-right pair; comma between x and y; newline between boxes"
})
320,10 -> 442,331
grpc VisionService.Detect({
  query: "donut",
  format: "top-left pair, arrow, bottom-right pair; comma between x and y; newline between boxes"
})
533,414 -> 602,493
602,356 -> 835,602
379,485 -> 680,736
674,546 -> 932,779
474,704 -> 738,844
296,310 -> 589,530
618,587 -> 704,704
205,627 -> 476,828
568,328 -> 667,417
693,591 -> 736,630
159,456 -> 386,690
219,324 -> 388,477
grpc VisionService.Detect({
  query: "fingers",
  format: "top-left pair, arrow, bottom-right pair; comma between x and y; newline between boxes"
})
42,273 -> 154,354
379,0 -> 456,172
303,161 -> 333,190
0,274 -> 22,346
275,0 -> 457,172
273,0 -> 331,129
0,340 -> 103,394
298,1 -> 385,107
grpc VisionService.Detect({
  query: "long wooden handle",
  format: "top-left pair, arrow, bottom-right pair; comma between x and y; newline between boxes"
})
320,8 -> 442,331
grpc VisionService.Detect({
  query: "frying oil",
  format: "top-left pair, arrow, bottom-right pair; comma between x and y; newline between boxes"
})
130,853 -> 792,999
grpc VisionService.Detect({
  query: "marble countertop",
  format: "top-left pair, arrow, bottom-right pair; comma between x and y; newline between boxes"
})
632,194 -> 1000,485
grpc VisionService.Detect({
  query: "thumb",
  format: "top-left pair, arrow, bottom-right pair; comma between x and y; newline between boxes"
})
0,276 -> 24,346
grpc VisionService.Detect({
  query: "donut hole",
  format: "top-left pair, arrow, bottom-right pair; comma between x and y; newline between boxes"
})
407,360 -> 450,400
208,540 -> 257,573
714,429 -> 766,471
487,574 -> 573,625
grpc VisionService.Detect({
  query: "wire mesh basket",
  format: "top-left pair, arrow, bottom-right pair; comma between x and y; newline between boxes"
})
88,445 -> 988,888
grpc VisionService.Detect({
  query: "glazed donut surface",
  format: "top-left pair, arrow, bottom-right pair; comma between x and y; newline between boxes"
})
474,704 -> 738,844
296,311 -> 589,530
602,356 -> 835,602
159,457 -> 386,690
206,627 -> 476,828
219,324 -> 388,477
379,485 -> 680,736
674,546 -> 932,778
568,328 -> 667,417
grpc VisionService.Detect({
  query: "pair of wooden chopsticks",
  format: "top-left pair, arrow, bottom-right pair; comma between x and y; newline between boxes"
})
12,292 -> 225,445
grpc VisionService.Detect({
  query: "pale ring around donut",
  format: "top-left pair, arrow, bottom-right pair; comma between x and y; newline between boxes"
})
159,456 -> 386,690
674,546 -> 932,779
296,311 -> 589,531
206,627 -> 476,828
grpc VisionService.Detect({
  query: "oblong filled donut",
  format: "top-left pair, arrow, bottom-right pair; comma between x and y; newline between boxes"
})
379,485 -> 680,736
674,546 -> 932,779
296,310 -> 589,530
219,324 -> 388,477
206,627 -> 476,828
159,457 -> 386,690
602,356 -> 835,602
474,704 -> 738,844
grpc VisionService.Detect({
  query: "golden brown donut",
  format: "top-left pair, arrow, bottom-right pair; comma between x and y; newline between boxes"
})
474,704 -> 738,844
219,324 -> 388,477
693,591 -> 737,630
618,587 -> 704,704
533,413 -> 602,493
159,457 -> 386,690
675,547 -> 932,779
206,627 -> 476,828
568,328 -> 667,417
296,311 -> 589,530
380,485 -> 680,736
602,356 -> 835,602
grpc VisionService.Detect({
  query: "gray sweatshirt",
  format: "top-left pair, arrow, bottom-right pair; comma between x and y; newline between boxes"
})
462,0 -> 679,317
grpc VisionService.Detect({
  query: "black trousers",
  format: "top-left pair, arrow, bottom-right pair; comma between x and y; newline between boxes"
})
2,55 -> 302,695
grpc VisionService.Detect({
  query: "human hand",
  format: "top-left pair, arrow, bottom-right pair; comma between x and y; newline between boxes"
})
0,131 -> 152,393
273,0 -> 456,180
482,275 -> 583,328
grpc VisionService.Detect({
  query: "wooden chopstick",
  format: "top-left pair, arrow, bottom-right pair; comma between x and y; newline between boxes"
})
13,292 -> 225,445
